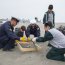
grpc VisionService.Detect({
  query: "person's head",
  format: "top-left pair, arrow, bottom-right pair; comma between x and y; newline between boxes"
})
20,26 -> 26,32
31,24 -> 36,29
35,17 -> 38,22
44,22 -> 52,31
10,17 -> 19,27
35,17 -> 38,20
48,5 -> 53,12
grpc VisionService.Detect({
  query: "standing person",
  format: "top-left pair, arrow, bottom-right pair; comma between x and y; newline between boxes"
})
35,17 -> 38,22
35,17 -> 41,23
43,5 -> 55,28
0,17 -> 22,51
32,22 -> 65,61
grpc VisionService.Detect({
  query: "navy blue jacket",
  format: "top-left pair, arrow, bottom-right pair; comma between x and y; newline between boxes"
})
0,21 -> 20,41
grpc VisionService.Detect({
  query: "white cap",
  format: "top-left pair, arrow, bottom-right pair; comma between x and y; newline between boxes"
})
30,19 -> 36,24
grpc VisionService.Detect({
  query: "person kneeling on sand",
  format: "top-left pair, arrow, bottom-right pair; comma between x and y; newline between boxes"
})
32,22 -> 65,61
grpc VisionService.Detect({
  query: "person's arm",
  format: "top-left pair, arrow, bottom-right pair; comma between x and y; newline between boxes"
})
26,25 -> 30,37
36,28 -> 40,37
36,25 -> 40,37
53,11 -> 55,27
36,31 -> 53,42
4,24 -> 20,40
43,13 -> 46,24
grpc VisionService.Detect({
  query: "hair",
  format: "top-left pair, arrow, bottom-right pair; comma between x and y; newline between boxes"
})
11,17 -> 19,23
21,26 -> 26,31
48,5 -> 53,10
44,22 -> 52,28
35,17 -> 38,19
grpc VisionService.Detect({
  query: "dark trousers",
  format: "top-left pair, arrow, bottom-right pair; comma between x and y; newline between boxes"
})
0,39 -> 15,50
46,47 -> 65,61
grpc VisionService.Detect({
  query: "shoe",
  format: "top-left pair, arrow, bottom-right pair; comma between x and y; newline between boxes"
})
48,43 -> 52,47
3,48 -> 13,51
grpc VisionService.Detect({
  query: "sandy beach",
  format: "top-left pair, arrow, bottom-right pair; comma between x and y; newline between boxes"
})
0,22 -> 65,65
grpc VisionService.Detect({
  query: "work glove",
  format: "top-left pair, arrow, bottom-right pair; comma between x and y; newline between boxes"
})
15,40 -> 20,43
20,37 -> 23,41
27,37 -> 31,42
32,37 -> 37,42
20,37 -> 27,42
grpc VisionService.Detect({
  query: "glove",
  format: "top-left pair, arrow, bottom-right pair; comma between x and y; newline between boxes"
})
20,37 -> 23,41
27,37 -> 31,42
32,37 -> 37,42
20,36 -> 27,42
15,40 -> 20,43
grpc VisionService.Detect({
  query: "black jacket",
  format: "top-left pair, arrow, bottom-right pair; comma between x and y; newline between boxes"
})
17,31 -> 28,37
27,24 -> 40,37
36,31 -> 53,42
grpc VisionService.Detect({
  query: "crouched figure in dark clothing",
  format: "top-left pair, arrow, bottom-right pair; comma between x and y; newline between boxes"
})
17,26 -> 28,37
0,17 -> 22,51
27,23 -> 40,37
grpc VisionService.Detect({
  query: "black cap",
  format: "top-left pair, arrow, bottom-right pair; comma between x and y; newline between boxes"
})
44,22 -> 52,28
11,17 -> 19,23
48,5 -> 53,10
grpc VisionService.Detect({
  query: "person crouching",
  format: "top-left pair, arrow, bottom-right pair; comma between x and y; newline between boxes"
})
32,22 -> 65,61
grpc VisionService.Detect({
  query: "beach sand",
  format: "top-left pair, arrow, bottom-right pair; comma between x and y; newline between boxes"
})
0,22 -> 65,65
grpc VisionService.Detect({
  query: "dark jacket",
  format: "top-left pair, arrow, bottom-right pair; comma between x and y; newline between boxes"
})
36,31 -> 53,42
17,31 -> 28,37
43,11 -> 55,27
0,21 -> 20,41
27,24 -> 40,37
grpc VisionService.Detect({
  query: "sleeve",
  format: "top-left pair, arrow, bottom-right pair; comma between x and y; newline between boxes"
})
4,24 -> 20,40
43,13 -> 46,24
36,25 -> 40,37
26,25 -> 31,37
17,31 -> 23,37
53,12 -> 55,27
36,31 -> 53,42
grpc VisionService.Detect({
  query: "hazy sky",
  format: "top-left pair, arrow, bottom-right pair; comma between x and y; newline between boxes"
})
0,0 -> 65,22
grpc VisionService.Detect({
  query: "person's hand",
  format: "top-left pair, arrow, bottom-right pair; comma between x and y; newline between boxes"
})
15,40 -> 20,43
27,37 -> 31,42
32,37 -> 37,42
20,37 -> 23,41
20,37 -> 27,42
